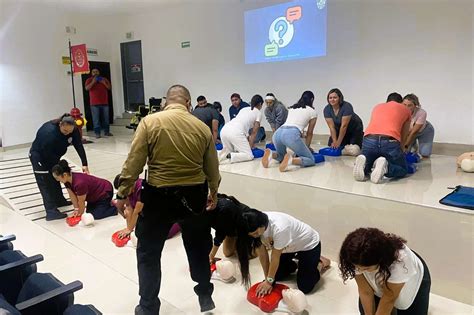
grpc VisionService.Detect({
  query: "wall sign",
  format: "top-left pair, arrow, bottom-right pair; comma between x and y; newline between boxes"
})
181,41 -> 191,48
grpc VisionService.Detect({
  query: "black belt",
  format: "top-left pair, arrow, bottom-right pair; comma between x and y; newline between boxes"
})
365,134 -> 398,141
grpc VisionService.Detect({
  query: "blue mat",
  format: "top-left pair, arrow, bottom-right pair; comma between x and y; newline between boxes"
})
439,186 -> 474,210
252,148 -> 264,158
265,143 -> 276,151
313,153 -> 325,164
319,147 -> 342,156
405,152 -> 420,164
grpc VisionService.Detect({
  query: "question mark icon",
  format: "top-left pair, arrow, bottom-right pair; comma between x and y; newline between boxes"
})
274,20 -> 288,46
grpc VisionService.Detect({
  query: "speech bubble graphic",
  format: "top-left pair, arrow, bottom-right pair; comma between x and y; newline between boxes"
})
264,41 -> 279,57
286,6 -> 302,23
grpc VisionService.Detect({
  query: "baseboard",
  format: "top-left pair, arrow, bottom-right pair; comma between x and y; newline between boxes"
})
0,142 -> 32,152
264,131 -> 472,157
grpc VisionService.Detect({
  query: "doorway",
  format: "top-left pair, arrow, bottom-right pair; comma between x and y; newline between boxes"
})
81,61 -> 114,131
120,40 -> 145,112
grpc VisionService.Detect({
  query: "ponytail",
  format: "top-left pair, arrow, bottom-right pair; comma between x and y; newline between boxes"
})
250,94 -> 264,110
52,159 -> 72,176
235,209 -> 268,288
291,90 -> 315,109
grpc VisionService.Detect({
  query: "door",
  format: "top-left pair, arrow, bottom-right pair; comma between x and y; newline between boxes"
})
81,61 -> 114,131
120,40 -> 145,112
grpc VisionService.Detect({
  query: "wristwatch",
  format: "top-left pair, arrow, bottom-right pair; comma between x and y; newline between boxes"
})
266,277 -> 275,284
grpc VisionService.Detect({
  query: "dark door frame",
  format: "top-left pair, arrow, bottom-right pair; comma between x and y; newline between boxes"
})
81,61 -> 114,131
120,40 -> 145,112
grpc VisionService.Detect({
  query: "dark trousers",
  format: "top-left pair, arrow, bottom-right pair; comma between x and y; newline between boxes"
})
275,243 -> 322,294
358,253 -> 431,315
29,154 -> 66,213
135,182 -> 213,314
91,104 -> 110,135
328,127 -> 364,148
361,136 -> 408,178
86,191 -> 117,219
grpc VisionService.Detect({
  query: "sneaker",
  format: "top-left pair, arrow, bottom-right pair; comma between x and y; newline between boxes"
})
45,209 -> 67,221
95,133 -> 101,139
104,132 -> 114,137
198,295 -> 215,313
262,148 -> 272,168
279,153 -> 293,172
371,157 -> 388,184
218,151 -> 230,163
353,155 -> 367,181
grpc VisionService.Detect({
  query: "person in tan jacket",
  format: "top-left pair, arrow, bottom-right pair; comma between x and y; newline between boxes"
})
115,84 -> 220,314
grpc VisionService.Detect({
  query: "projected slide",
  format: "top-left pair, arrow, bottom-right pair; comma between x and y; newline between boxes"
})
244,0 -> 327,64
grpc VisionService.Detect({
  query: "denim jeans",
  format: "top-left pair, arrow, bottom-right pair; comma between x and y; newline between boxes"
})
91,105 -> 110,135
410,121 -> 435,157
273,126 -> 315,167
361,136 -> 408,178
249,126 -> 266,144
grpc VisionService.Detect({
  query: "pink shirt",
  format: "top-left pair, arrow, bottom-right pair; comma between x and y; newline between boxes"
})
364,101 -> 411,142
411,108 -> 427,132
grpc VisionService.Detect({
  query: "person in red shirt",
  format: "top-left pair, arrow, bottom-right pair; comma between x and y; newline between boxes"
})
353,93 -> 411,184
85,69 -> 112,138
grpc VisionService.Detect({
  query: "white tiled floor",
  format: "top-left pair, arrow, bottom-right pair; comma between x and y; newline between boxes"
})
0,128 -> 473,314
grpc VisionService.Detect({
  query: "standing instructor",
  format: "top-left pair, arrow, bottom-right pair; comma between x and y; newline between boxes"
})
29,114 -> 89,221
115,85 -> 220,314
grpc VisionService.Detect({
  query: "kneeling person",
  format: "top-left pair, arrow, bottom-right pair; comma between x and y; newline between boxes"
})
53,160 -> 117,219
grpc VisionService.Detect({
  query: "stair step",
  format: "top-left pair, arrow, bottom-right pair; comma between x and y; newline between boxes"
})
113,118 -> 130,126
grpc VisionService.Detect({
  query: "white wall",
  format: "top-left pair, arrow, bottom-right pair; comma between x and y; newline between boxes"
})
110,0 -> 473,145
0,1 -> 119,147
1,0 -> 472,147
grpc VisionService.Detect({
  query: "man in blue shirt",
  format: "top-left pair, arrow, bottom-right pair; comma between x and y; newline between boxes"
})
229,93 -> 250,120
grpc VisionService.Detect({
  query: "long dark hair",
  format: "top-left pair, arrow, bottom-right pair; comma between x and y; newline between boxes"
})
250,94 -> 264,110
327,88 -> 344,105
52,159 -> 72,177
235,209 -> 269,288
339,228 -> 406,287
217,193 -> 248,209
291,90 -> 314,109
51,113 -> 75,126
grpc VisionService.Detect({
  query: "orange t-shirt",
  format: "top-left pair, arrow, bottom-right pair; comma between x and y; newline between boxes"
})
364,101 -> 411,142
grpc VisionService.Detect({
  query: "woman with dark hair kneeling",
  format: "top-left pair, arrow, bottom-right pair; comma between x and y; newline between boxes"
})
339,228 -> 431,315
52,160 -> 117,219
262,91 -> 318,172
236,210 -> 330,296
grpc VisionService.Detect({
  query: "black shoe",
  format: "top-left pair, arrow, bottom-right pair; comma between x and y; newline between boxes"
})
104,132 -> 114,137
57,200 -> 72,207
198,295 -> 215,313
46,209 -> 67,221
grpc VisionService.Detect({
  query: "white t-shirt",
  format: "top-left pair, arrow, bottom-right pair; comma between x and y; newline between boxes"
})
227,107 -> 262,136
283,107 -> 317,132
357,245 -> 424,310
261,212 -> 319,253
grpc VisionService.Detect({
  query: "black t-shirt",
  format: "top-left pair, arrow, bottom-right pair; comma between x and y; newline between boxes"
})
192,105 -> 220,131
207,197 -> 250,246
